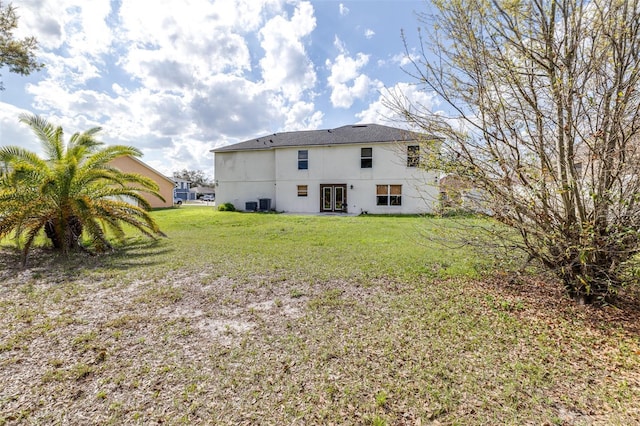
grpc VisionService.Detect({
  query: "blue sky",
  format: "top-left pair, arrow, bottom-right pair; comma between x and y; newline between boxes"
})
0,0 -> 437,177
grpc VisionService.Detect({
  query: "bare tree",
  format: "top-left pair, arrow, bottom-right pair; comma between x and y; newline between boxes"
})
390,0 -> 640,303
0,2 -> 43,89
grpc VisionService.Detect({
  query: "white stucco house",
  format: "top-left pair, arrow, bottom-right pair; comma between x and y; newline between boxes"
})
212,124 -> 440,214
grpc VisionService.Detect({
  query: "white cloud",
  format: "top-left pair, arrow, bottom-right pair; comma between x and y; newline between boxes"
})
391,52 -> 419,67
327,53 -> 369,87
15,0 -> 112,55
356,83 -> 439,126
333,35 -> 347,54
27,79 -> 123,124
259,1 -> 317,102
339,3 -> 349,16
326,52 -> 380,108
0,102 -> 39,153
34,52 -> 101,88
189,75 -> 281,138
13,1 -> 112,87
117,0 -> 256,87
150,137 -> 216,178
67,0 -> 113,57
284,101 -> 324,130
365,29 -> 375,39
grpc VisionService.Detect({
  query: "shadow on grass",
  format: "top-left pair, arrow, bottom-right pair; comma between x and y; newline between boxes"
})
101,239 -> 174,270
0,238 -> 173,281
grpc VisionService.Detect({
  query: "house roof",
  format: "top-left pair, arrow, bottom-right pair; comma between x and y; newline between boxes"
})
111,155 -> 176,186
212,123 -> 429,153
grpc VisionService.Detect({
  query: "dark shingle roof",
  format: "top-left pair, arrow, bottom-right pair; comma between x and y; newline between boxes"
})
213,124 -> 426,153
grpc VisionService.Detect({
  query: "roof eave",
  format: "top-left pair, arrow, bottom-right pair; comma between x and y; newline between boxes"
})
213,139 -> 424,153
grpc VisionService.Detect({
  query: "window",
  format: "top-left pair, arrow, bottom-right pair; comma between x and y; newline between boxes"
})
297,185 -> 308,197
298,150 -> 308,170
361,147 -> 372,168
376,184 -> 402,206
407,145 -> 420,167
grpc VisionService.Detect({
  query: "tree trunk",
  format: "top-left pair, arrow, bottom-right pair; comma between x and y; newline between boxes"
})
44,216 -> 82,251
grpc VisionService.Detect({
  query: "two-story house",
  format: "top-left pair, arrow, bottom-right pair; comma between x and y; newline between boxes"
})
173,178 -> 192,201
212,124 -> 440,214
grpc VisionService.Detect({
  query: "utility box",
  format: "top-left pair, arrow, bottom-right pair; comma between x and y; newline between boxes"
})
258,198 -> 271,211
245,201 -> 258,211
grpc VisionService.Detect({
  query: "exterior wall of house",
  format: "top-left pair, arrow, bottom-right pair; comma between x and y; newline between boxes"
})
214,142 -> 440,214
273,143 -> 438,214
108,156 -> 174,208
214,150 -> 276,210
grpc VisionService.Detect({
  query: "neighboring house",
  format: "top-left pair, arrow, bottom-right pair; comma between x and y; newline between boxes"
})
190,185 -> 216,199
438,174 -> 487,213
173,177 -> 193,201
108,156 -> 175,208
212,124 -> 440,214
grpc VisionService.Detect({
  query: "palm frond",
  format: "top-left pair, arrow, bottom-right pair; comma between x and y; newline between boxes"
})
91,199 -> 164,237
93,214 -> 126,243
19,114 -> 65,161
75,165 -> 164,207
84,218 -> 114,251
70,196 -> 113,252
21,219 -> 47,267
68,128 -> 103,156
0,146 -> 49,170
118,172 -> 160,191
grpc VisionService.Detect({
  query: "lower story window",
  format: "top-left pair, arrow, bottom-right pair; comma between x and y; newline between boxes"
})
297,185 -> 308,197
376,184 -> 402,206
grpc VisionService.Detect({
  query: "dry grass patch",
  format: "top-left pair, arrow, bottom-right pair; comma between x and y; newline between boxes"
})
1,262 -> 639,425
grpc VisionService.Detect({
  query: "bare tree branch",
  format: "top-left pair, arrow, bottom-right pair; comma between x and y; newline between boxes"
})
391,0 -> 640,304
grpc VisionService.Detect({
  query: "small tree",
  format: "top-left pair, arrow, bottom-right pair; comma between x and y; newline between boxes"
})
0,114 -> 165,265
391,0 -> 640,303
0,2 -> 43,89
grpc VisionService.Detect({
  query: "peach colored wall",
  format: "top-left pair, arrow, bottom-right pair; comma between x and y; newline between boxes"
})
109,156 -> 174,208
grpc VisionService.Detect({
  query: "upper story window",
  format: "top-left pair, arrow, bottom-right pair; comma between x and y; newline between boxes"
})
361,147 -> 372,168
298,150 -> 308,170
407,145 -> 420,167
376,184 -> 402,206
174,180 -> 190,190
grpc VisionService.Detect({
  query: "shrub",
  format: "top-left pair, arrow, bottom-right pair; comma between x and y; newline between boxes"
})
217,202 -> 236,212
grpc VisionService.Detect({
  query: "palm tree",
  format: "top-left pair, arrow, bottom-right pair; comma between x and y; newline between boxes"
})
0,114 -> 166,265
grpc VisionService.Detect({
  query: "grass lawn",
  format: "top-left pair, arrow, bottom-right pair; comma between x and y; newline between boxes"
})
1,207 -> 639,425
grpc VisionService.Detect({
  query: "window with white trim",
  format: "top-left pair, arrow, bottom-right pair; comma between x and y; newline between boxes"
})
298,150 -> 308,170
361,147 -> 372,168
376,184 -> 402,206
